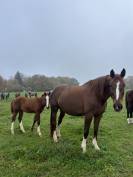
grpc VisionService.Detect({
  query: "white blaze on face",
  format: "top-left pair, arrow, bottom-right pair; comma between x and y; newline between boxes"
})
46,95 -> 49,108
116,81 -> 120,100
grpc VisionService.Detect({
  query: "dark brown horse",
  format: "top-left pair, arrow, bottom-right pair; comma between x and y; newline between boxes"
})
11,92 -> 50,136
50,69 -> 126,153
125,90 -> 133,124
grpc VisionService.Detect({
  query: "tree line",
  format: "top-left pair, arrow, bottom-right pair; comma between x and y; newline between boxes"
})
0,71 -> 79,92
125,76 -> 133,90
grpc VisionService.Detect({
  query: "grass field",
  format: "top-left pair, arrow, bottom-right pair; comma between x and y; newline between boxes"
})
0,94 -> 133,177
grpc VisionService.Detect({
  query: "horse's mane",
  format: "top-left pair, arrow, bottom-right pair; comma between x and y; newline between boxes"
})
82,75 -> 109,97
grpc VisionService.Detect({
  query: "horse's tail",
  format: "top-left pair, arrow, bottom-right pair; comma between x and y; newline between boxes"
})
50,106 -> 57,137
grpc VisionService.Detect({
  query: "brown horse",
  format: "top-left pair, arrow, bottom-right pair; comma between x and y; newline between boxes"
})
11,92 -> 50,136
50,69 -> 126,153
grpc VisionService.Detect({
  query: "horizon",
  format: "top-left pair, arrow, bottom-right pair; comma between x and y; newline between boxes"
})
0,1 -> 133,83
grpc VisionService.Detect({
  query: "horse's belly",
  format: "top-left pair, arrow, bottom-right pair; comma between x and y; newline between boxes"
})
58,99 -> 84,116
21,105 -> 35,113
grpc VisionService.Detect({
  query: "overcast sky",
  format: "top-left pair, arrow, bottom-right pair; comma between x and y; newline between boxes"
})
0,0 -> 133,83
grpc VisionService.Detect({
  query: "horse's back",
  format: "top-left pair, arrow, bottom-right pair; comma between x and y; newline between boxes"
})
50,85 -> 87,115
11,96 -> 40,112
50,85 -> 68,105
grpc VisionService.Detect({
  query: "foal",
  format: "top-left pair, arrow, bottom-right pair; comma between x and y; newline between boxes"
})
11,92 -> 50,136
50,69 -> 126,153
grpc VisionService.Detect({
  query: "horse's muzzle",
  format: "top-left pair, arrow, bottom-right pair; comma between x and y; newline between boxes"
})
113,102 -> 123,112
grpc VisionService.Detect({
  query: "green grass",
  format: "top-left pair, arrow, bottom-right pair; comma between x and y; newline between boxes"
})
0,94 -> 133,177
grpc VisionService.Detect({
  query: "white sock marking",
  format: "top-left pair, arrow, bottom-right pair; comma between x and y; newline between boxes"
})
19,121 -> 25,133
127,118 -> 133,124
92,138 -> 100,150
56,125 -> 61,137
116,81 -> 120,100
53,130 -> 58,142
81,138 -> 87,153
37,125 -> 42,137
11,122 -> 14,135
46,95 -> 49,108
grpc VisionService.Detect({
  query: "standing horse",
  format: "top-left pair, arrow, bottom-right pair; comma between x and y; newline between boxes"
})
125,90 -> 133,123
5,92 -> 10,101
50,69 -> 126,153
28,91 -> 37,98
11,92 -> 50,136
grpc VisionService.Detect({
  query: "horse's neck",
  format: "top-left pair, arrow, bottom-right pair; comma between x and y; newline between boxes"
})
97,77 -> 110,104
40,97 -> 45,106
84,76 -> 110,104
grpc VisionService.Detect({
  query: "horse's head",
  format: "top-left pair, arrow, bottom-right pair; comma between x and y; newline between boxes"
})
42,91 -> 51,109
109,68 -> 126,112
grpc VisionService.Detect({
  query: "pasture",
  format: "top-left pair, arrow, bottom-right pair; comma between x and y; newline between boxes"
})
0,93 -> 133,177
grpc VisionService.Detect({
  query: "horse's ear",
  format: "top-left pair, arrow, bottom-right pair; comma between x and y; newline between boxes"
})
120,68 -> 126,78
110,69 -> 115,78
48,91 -> 52,96
41,93 -> 45,97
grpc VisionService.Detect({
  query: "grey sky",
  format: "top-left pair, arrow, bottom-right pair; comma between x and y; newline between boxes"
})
0,0 -> 133,83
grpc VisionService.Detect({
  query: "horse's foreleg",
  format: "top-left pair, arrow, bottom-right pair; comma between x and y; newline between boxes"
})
81,115 -> 93,153
50,106 -> 58,142
37,114 -> 42,137
92,115 -> 102,150
56,110 -> 65,138
31,113 -> 38,131
18,111 -> 25,133
11,112 -> 18,135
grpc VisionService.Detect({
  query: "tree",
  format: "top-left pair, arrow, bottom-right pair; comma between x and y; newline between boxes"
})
14,71 -> 24,86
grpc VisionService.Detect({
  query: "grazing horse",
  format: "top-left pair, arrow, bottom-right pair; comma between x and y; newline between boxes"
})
50,69 -> 126,153
125,90 -> 133,123
11,92 -> 50,136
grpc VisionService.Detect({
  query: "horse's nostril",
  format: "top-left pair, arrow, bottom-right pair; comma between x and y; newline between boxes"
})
113,103 -> 123,112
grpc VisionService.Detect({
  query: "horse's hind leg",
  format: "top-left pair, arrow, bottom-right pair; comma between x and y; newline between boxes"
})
11,112 -> 18,135
31,114 -> 37,131
56,110 -> 65,138
36,113 -> 42,137
18,111 -> 25,133
50,106 -> 58,142
81,115 -> 93,153
31,113 -> 42,137
92,115 -> 102,150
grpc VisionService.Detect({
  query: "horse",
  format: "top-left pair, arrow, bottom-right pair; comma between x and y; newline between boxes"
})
15,92 -> 21,98
125,90 -> 133,124
5,92 -> 10,101
50,69 -> 126,153
10,91 -> 50,136
0,92 -> 5,100
28,91 -> 37,98
0,92 -> 10,100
